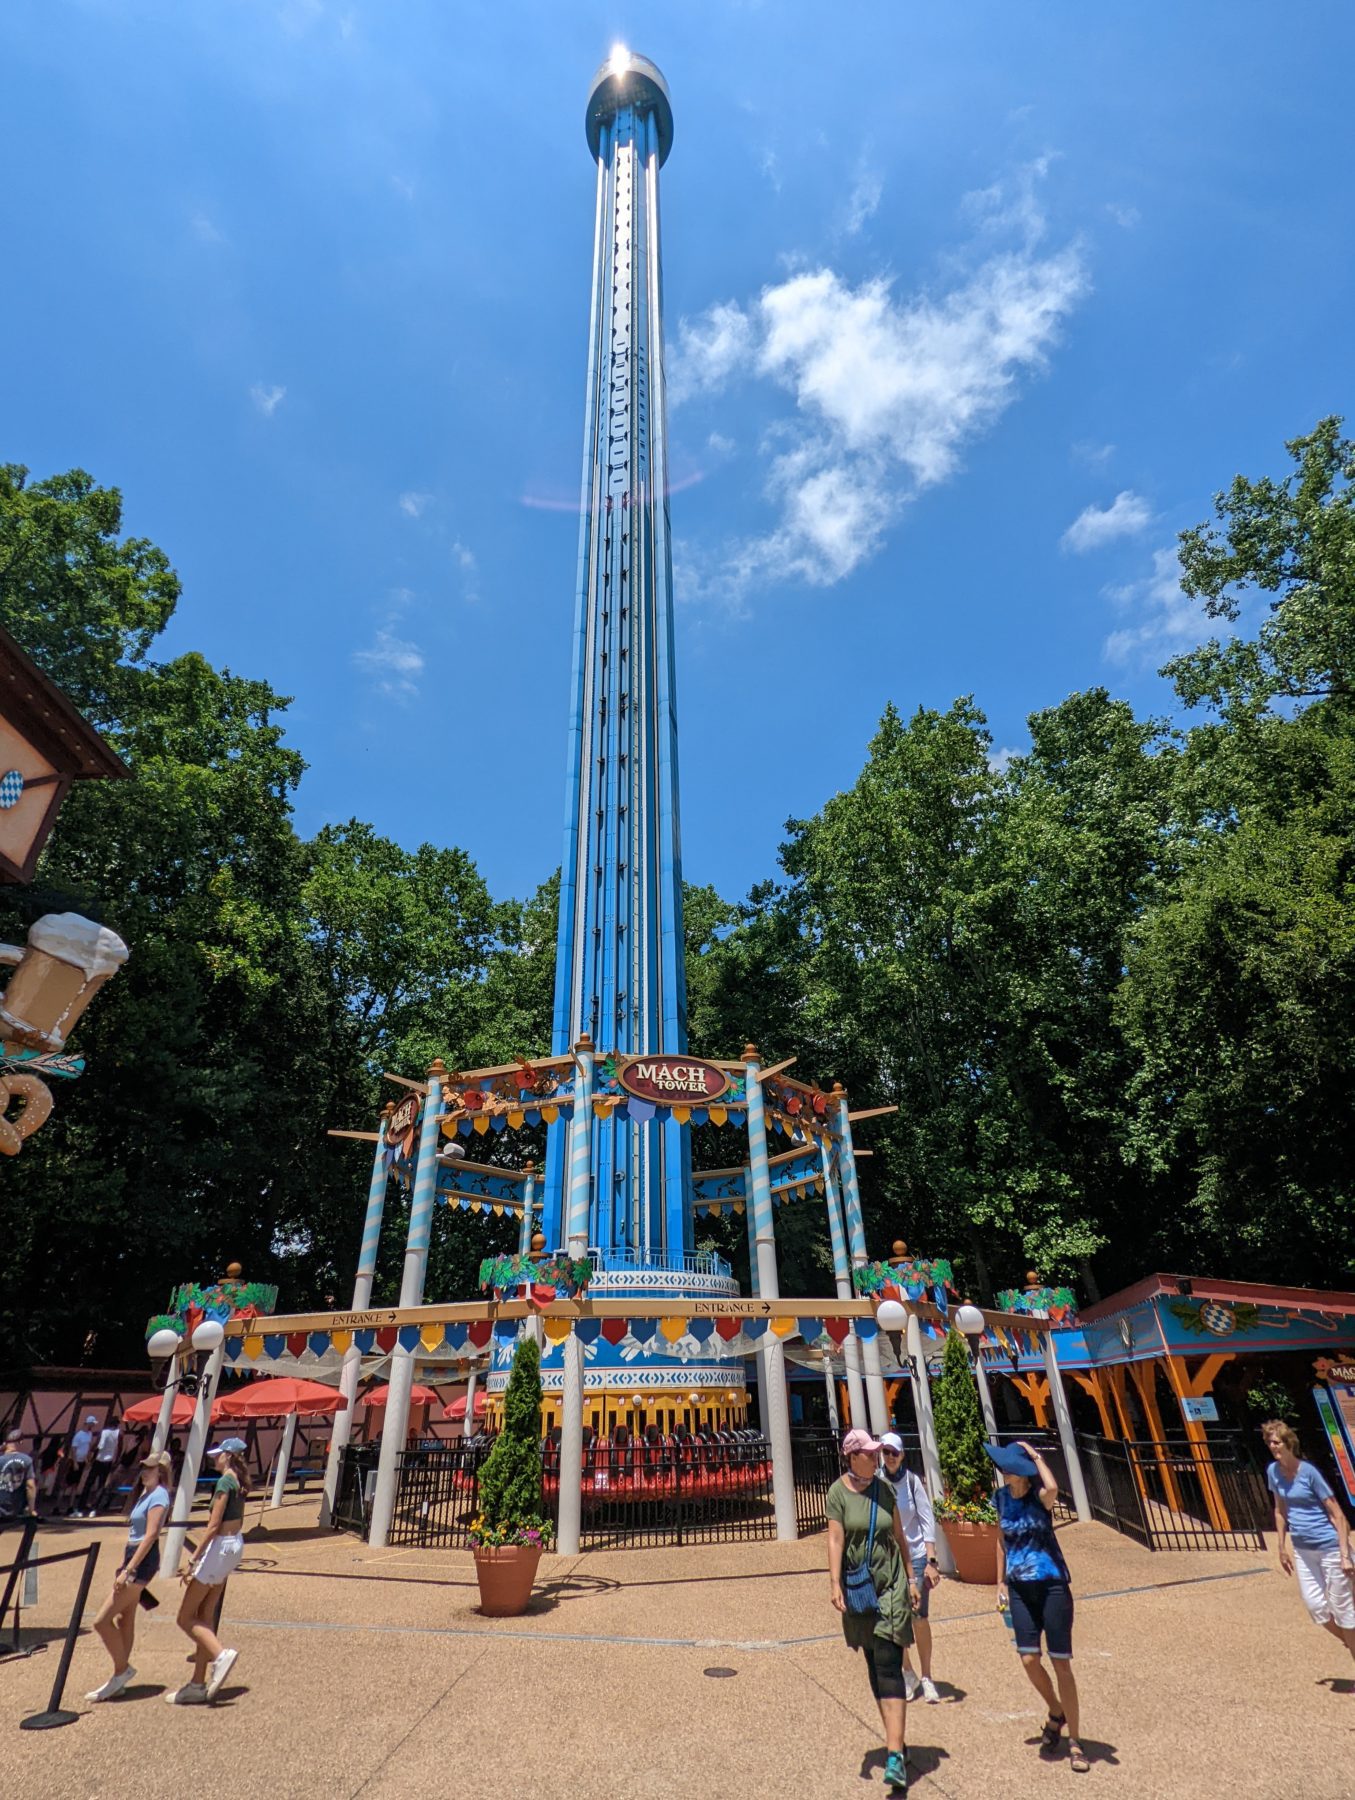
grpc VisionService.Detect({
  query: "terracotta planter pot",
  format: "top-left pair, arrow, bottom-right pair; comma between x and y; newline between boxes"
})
472,1542 -> 543,1616
942,1518 -> 1000,1585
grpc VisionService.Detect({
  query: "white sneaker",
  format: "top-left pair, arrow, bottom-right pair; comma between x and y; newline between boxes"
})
206,1647 -> 238,1699
165,1682 -> 208,1705
86,1665 -> 134,1701
903,1669 -> 921,1701
920,1677 -> 941,1704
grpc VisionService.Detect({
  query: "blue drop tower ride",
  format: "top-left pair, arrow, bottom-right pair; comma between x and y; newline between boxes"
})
544,50 -> 691,1262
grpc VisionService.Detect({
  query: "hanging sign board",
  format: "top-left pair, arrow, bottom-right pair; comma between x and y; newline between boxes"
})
386,1094 -> 421,1146
1180,1396 -> 1219,1423
618,1055 -> 729,1106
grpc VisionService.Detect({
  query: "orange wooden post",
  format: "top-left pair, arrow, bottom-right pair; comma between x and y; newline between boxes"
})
1073,1371 -> 1116,1440
1163,1354 -> 1232,1531
1104,1365 -> 1155,1513
1011,1372 -> 1051,1428
1130,1360 -> 1184,1513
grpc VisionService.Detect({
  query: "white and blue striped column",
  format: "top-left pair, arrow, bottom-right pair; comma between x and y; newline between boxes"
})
834,1087 -> 890,1436
321,1105 -> 394,1525
557,1037 -> 595,1555
820,1139 -> 867,1429
744,1047 -> 796,1541
369,1063 -> 446,1549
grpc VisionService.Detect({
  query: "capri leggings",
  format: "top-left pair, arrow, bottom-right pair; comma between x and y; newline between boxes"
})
1008,1578 -> 1074,1659
862,1637 -> 908,1701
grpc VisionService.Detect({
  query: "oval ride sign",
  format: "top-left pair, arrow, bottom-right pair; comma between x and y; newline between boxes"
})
386,1094 -> 420,1143
618,1054 -> 729,1106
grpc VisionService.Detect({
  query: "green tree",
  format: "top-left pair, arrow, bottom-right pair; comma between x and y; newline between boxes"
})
933,1329 -> 992,1511
475,1334 -> 551,1541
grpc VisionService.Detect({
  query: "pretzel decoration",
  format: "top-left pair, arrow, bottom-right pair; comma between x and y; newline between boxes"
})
0,1072 -> 54,1155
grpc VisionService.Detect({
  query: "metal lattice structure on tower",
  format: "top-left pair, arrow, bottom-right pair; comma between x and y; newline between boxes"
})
545,50 -> 689,1260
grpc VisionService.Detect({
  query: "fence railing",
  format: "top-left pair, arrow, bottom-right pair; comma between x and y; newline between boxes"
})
1077,1434 -> 1268,1551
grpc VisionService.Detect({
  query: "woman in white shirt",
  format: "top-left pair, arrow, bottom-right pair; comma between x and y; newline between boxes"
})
85,1450 -> 172,1701
880,1433 -> 943,1703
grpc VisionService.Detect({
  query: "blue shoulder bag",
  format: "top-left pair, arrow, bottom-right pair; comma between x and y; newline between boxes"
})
843,1482 -> 881,1614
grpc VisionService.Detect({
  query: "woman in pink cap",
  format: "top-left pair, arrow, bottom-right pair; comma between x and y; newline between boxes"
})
827,1428 -> 921,1793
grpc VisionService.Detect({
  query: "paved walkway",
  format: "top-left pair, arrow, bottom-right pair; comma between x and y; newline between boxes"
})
3,1499 -> 1353,1798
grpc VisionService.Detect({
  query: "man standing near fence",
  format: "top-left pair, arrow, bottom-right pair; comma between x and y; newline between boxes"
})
0,1432 -> 37,1524
880,1433 -> 943,1704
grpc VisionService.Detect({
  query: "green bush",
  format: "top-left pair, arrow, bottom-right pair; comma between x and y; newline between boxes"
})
472,1334 -> 554,1547
933,1327 -> 995,1519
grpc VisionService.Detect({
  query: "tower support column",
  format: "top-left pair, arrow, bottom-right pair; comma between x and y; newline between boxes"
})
744,1046 -> 796,1541
322,1108 -> 392,1526
557,1037 -> 595,1556
834,1089 -> 890,1434
820,1139 -> 866,1429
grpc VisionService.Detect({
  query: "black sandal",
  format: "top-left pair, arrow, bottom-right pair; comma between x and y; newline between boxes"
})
1068,1739 -> 1089,1774
1040,1713 -> 1066,1750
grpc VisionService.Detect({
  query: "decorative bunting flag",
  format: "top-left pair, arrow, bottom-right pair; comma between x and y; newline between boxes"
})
331,1330 -> 353,1355
672,1105 -> 691,1124
629,1318 -> 657,1343
525,1108 -> 541,1127
375,1327 -> 398,1353
716,1317 -> 743,1341
354,1329 -> 376,1354
541,1106 -> 559,1125
468,1320 -> 492,1348
574,1318 -> 602,1345
771,1317 -> 797,1338
659,1316 -> 688,1343
225,1338 -> 243,1361
708,1106 -> 727,1126
601,1318 -> 628,1345
397,1326 -> 421,1353
824,1319 -> 849,1345
286,1332 -> 306,1358
855,1318 -> 879,1341
544,1317 -> 572,1344
688,1318 -> 715,1343
308,1332 -> 331,1358
421,1324 -> 445,1352
244,1336 -> 263,1360
796,1318 -> 822,1344
627,1097 -> 657,1124
264,1334 -> 285,1359
444,1323 -> 468,1350
744,1318 -> 769,1340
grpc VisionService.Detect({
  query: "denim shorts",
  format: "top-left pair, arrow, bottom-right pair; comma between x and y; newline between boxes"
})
1008,1578 -> 1074,1659
120,1542 -> 159,1585
911,1557 -> 931,1620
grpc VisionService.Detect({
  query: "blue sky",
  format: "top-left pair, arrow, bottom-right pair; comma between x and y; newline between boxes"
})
4,2 -> 1351,905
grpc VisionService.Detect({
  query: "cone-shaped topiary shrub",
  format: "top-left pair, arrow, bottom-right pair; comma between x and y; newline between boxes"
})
932,1327 -> 996,1521
471,1333 -> 554,1548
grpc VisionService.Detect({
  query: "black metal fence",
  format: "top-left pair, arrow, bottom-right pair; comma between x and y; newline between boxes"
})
791,1430 -> 840,1535
332,1444 -> 381,1536
1077,1435 -> 1269,1551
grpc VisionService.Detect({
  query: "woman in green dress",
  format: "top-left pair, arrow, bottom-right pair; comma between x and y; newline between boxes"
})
827,1427 -> 921,1793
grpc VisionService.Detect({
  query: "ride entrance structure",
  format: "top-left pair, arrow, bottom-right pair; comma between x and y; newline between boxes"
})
212,50 -> 1092,1558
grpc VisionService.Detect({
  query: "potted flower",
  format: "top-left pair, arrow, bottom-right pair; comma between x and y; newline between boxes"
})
469,1334 -> 554,1615
932,1326 -> 1000,1584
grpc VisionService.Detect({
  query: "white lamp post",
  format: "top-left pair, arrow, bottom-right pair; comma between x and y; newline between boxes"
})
955,1301 -> 999,1440
162,1317 -> 227,1577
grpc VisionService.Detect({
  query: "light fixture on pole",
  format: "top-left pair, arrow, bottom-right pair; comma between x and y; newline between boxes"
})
954,1299 -> 999,1439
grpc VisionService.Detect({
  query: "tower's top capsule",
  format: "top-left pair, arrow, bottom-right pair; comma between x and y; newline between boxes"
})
586,46 -> 673,167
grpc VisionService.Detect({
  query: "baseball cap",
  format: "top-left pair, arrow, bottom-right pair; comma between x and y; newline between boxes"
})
140,1450 -> 172,1473
841,1427 -> 882,1456
984,1441 -> 1039,1478
206,1437 -> 247,1456
879,1431 -> 904,1453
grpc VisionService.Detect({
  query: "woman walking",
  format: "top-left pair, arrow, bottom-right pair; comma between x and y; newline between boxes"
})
827,1428 -> 921,1793
1263,1420 -> 1355,1665
880,1432 -> 942,1703
990,1440 -> 1088,1774
85,1449 -> 172,1701
166,1437 -> 247,1706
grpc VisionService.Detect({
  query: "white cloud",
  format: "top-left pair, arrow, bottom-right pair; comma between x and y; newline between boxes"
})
844,165 -> 883,236
190,211 -> 225,245
398,491 -> 432,518
989,746 -> 1020,774
706,431 -> 736,458
250,383 -> 286,417
390,174 -> 415,202
758,147 -> 781,193
1102,546 -> 1200,667
1061,489 -> 1151,553
1106,202 -> 1140,229
1072,439 -> 1115,467
353,628 -> 424,699
669,162 -> 1086,597
668,301 -> 755,405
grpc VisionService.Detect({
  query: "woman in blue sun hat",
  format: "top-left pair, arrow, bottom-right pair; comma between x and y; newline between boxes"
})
167,1437 -> 249,1706
989,1440 -> 1089,1774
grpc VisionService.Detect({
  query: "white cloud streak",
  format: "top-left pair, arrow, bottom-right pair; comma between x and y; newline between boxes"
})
1102,546 -> 1200,667
1061,489 -> 1151,553
668,163 -> 1087,597
250,383 -> 286,417
398,491 -> 432,518
844,165 -> 883,235
353,628 -> 424,699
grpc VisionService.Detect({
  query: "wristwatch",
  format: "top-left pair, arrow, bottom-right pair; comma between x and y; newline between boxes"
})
927,1557 -> 939,1568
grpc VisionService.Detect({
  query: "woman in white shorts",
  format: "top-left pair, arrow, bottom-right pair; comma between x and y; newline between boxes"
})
1263,1420 -> 1355,1668
166,1438 -> 248,1705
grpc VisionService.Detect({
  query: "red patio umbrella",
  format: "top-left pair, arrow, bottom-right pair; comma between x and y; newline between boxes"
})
215,1377 -> 347,1419
363,1382 -> 439,1408
443,1390 -> 487,1422
122,1393 -> 232,1427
